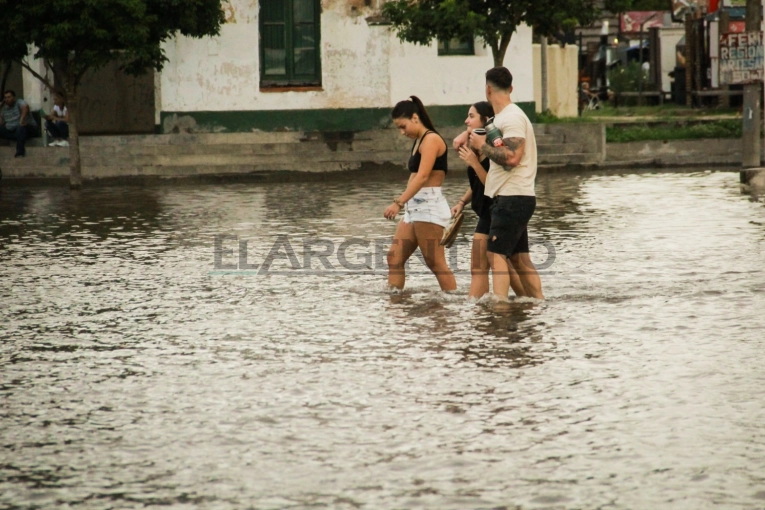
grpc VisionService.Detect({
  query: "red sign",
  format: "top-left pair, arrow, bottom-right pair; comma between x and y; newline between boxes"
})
621,11 -> 665,33
728,21 -> 746,34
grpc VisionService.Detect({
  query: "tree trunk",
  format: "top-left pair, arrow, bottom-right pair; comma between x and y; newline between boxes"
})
1,61 -> 11,96
492,33 -> 512,67
67,92 -> 82,189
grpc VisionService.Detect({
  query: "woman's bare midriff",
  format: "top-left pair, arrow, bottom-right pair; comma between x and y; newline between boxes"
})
409,169 -> 446,188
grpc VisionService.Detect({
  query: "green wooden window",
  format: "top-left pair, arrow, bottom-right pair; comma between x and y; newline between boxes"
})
438,37 -> 475,56
260,0 -> 321,86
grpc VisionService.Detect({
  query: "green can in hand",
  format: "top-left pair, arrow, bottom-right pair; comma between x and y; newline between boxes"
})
484,117 -> 504,147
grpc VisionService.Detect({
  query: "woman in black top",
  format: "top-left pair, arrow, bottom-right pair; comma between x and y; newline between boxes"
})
383,96 -> 456,292
450,102 -> 523,298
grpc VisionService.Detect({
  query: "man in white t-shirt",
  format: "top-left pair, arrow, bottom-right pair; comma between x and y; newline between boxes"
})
468,67 -> 543,300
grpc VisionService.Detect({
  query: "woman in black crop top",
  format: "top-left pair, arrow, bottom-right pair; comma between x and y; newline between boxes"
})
450,101 -> 524,298
383,96 -> 456,292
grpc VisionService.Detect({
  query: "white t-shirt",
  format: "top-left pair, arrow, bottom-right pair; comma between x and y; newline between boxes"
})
484,103 -> 537,197
53,105 -> 68,118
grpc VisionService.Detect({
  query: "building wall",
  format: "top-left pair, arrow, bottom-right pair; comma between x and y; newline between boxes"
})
17,52 -> 155,135
533,44 -> 578,117
158,0 -> 535,133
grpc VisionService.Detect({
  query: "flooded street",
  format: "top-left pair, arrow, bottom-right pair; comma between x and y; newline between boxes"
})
2,170 -> 765,509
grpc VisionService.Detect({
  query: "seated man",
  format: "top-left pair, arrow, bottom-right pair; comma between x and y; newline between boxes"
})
0,90 -> 38,157
45,94 -> 70,147
579,82 -> 600,111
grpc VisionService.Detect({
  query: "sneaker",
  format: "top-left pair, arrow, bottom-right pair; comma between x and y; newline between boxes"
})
58,140 -> 69,147
14,153 -> 25,158
49,141 -> 59,146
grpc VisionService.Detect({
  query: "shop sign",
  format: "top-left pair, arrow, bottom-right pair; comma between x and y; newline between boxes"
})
719,31 -> 764,84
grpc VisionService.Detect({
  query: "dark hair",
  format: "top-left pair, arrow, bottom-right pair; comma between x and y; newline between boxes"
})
391,95 -> 437,133
485,67 -> 513,91
3,90 -> 16,97
472,101 -> 494,126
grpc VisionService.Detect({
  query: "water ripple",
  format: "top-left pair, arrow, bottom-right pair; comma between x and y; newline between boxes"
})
1,171 -> 764,509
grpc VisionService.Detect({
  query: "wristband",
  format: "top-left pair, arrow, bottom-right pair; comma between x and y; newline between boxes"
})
393,199 -> 405,208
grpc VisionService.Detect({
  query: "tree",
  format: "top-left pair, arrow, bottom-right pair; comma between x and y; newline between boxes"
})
382,0 -> 599,67
0,7 -> 28,98
0,0 -> 225,189
604,0 -> 670,15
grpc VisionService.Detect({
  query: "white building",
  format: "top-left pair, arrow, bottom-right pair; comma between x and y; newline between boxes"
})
157,0 -> 535,133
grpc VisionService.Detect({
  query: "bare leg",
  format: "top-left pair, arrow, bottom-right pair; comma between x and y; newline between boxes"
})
508,260 -> 525,298
469,234 -> 490,298
387,221 -> 418,290
414,221 -> 457,291
487,250 -> 512,301
510,252 -> 544,299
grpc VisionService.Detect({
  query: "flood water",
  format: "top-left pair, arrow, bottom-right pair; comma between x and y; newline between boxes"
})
1,170 -> 765,509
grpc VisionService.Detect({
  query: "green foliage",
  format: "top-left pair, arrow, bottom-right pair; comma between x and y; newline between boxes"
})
607,120 -> 743,142
0,0 -> 225,93
536,110 -> 591,123
607,61 -> 650,94
604,0 -> 671,14
382,0 -> 598,66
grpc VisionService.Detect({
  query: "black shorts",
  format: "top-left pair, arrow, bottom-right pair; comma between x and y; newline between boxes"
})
475,207 -> 530,254
486,196 -> 535,257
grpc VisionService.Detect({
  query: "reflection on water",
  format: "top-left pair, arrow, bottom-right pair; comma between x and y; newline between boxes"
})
2,171 -> 765,509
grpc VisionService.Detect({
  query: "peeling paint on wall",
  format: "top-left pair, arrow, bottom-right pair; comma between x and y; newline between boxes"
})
163,114 -> 199,134
222,2 -> 237,23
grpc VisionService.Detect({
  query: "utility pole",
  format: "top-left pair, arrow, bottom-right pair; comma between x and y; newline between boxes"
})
685,13 -> 694,106
742,0 -> 763,181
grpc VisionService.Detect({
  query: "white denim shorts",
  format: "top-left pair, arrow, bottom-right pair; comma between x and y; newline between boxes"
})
403,187 -> 451,228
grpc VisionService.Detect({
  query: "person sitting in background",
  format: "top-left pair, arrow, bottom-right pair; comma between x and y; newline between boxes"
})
0,90 -> 38,157
45,94 -> 70,147
579,82 -> 600,111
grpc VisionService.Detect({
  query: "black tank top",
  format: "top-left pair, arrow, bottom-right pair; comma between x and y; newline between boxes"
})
408,131 -> 448,174
468,157 -> 492,217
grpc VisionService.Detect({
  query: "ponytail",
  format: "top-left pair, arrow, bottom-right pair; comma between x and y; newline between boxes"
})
391,95 -> 438,133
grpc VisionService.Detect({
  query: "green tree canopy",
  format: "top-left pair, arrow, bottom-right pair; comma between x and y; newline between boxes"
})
604,0 -> 671,15
382,0 -> 599,66
0,0 -> 225,188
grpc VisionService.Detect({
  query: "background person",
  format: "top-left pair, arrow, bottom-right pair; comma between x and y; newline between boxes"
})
384,96 -> 456,292
468,67 -> 544,300
45,94 -> 70,146
451,101 -> 525,299
0,90 -> 38,158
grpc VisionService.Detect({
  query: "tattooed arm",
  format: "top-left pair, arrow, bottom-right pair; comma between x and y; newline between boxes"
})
480,137 -> 526,168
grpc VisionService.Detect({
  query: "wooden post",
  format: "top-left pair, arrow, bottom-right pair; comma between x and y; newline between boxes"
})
685,14 -> 694,106
719,9 -> 731,108
694,15 -> 704,106
741,0 -> 762,175
639,23 -> 644,106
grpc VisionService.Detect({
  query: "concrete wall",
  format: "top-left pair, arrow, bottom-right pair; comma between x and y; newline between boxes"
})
158,0 -> 534,116
533,44 -> 578,117
658,28 -> 683,93
606,138 -> 763,166
76,61 -> 155,135
2,62 -> 24,100
1,122 -> 607,181
14,52 -> 155,135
